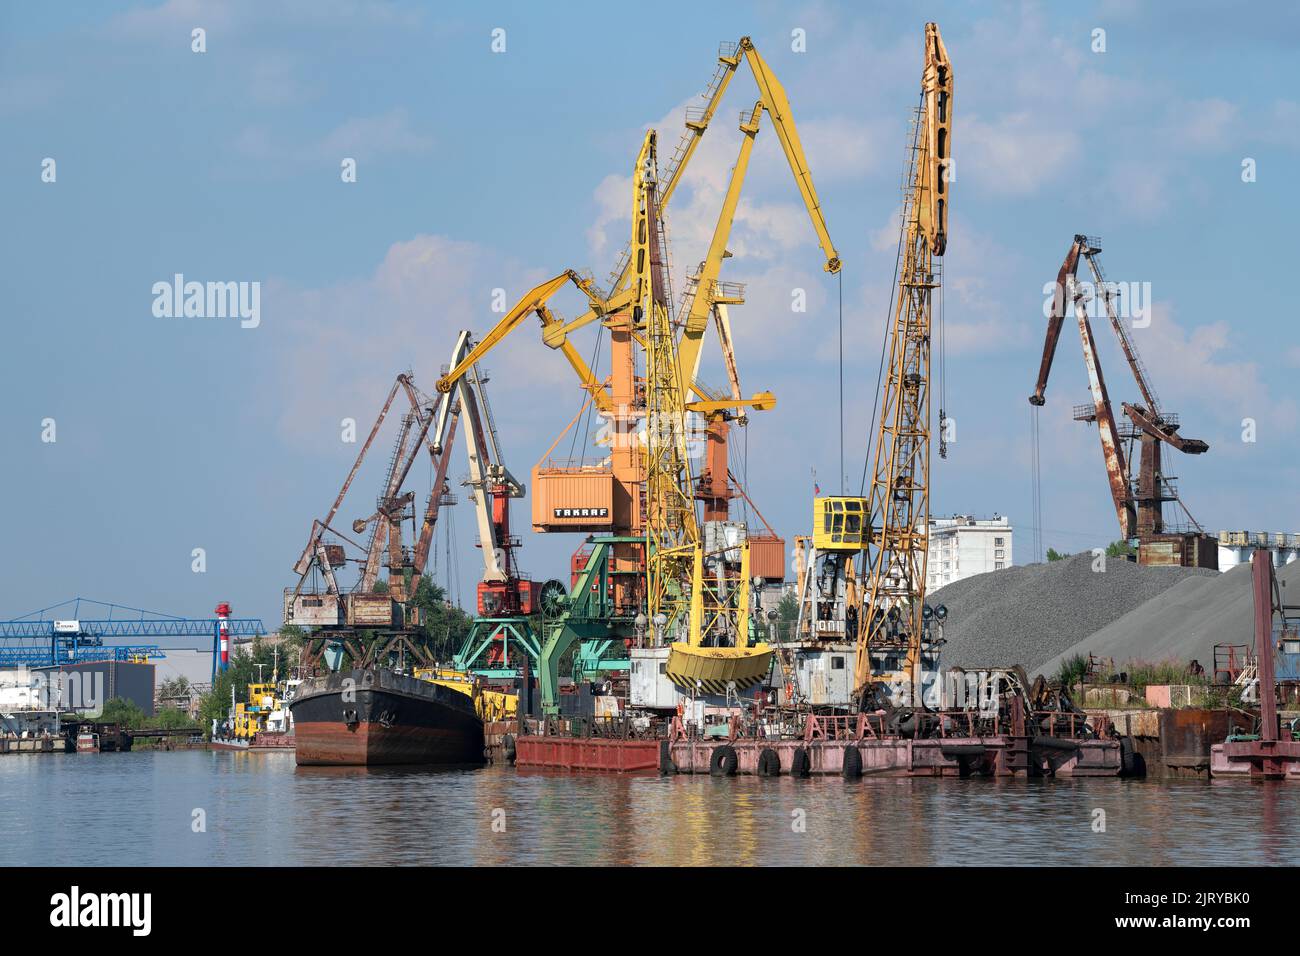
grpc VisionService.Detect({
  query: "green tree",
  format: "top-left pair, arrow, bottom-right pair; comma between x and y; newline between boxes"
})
1056,653 -> 1090,689
146,707 -> 197,730
1046,548 -> 1071,562
773,591 -> 799,641
197,638 -> 283,732
158,675 -> 191,700
1105,539 -> 1136,558
412,573 -> 473,662
99,697 -> 146,729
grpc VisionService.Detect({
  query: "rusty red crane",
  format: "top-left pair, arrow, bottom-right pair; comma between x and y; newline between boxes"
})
1030,234 -> 1216,568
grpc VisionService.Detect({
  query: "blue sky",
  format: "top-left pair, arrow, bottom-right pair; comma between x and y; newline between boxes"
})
3,0 -> 1298,635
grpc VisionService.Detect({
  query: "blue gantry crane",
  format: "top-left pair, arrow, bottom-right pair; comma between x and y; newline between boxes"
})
0,598 -> 266,680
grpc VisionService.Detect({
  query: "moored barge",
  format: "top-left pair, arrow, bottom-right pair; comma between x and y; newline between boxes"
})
291,666 -> 486,766
515,709 -> 1126,777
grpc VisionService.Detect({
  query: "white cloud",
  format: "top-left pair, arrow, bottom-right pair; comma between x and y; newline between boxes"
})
1171,97 -> 1239,150
245,54 -> 309,107
1099,159 -> 1171,221
269,234 -> 589,451
1129,304 -> 1297,434
1265,100 -> 1300,150
961,111 -> 1080,197
109,0 -> 238,39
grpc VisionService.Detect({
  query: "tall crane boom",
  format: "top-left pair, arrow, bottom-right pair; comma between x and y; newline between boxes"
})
636,131 -> 700,637
435,36 -> 841,424
605,34 -> 839,301
1029,235 -> 1210,549
677,102 -> 762,400
738,38 -> 840,274
855,22 -> 953,699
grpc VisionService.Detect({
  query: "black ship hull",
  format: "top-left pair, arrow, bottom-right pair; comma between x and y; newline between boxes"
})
290,668 -> 485,766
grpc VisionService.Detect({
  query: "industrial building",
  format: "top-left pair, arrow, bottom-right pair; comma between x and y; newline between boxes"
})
0,667 -> 61,737
32,660 -> 157,717
1217,532 -> 1300,572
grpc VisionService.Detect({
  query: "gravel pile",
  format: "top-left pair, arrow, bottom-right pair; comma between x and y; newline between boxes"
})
930,553 -> 1216,673
1036,558 -> 1300,678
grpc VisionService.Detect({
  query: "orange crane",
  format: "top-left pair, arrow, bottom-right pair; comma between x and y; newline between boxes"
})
1029,235 -> 1215,567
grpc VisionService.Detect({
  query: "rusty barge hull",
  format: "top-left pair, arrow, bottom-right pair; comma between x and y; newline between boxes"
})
516,735 -> 664,773
291,668 -> 485,767
515,735 -> 1122,777
1210,739 -> 1300,780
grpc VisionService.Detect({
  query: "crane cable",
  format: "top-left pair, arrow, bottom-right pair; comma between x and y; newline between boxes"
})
937,263 -> 947,459
859,210 -> 905,499
566,321 -> 605,465
838,268 -> 844,494
861,91 -> 924,501
1030,405 -> 1043,562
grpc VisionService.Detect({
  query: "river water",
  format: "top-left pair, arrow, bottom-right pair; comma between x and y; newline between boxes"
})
2,750 -> 1295,866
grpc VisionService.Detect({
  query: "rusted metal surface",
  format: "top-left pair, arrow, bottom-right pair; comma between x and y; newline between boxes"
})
663,735 -> 1120,777
1139,533 -> 1219,569
748,534 -> 785,581
1073,276 -> 1135,539
1160,708 -> 1249,770
291,668 -> 484,767
1029,239 -> 1082,406
516,735 -> 662,773
1255,549 -> 1279,743
1136,436 -> 1160,536
515,705 -> 1123,778
412,407 -> 459,572
344,593 -> 396,628
292,378 -> 404,580
1211,552 -> 1300,779
283,591 -> 341,628
1032,236 -> 1212,547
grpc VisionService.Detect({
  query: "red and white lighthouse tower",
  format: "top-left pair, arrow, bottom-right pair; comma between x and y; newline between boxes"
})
215,602 -> 232,672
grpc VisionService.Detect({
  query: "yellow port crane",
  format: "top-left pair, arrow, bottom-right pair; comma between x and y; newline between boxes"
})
430,35 -> 840,702
634,131 -> 700,636
633,129 -> 767,688
436,34 -> 839,403
849,22 -> 952,702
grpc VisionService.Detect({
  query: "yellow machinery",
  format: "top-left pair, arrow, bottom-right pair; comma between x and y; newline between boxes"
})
614,129 -> 770,688
851,22 -> 953,700
232,682 -> 279,740
428,35 -> 839,701
413,667 -> 517,722
813,497 -> 869,552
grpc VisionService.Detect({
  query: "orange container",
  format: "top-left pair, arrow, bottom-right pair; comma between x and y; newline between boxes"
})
749,535 -> 786,582
532,467 -> 616,532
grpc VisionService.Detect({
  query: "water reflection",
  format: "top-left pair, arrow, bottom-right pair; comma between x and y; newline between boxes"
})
0,752 -> 1294,866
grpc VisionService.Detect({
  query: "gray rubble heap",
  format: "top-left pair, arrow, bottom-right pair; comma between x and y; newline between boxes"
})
1036,558 -> 1300,678
930,552 -> 1216,673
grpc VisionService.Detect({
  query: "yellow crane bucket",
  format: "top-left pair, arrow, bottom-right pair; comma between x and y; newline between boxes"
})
665,642 -> 773,695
